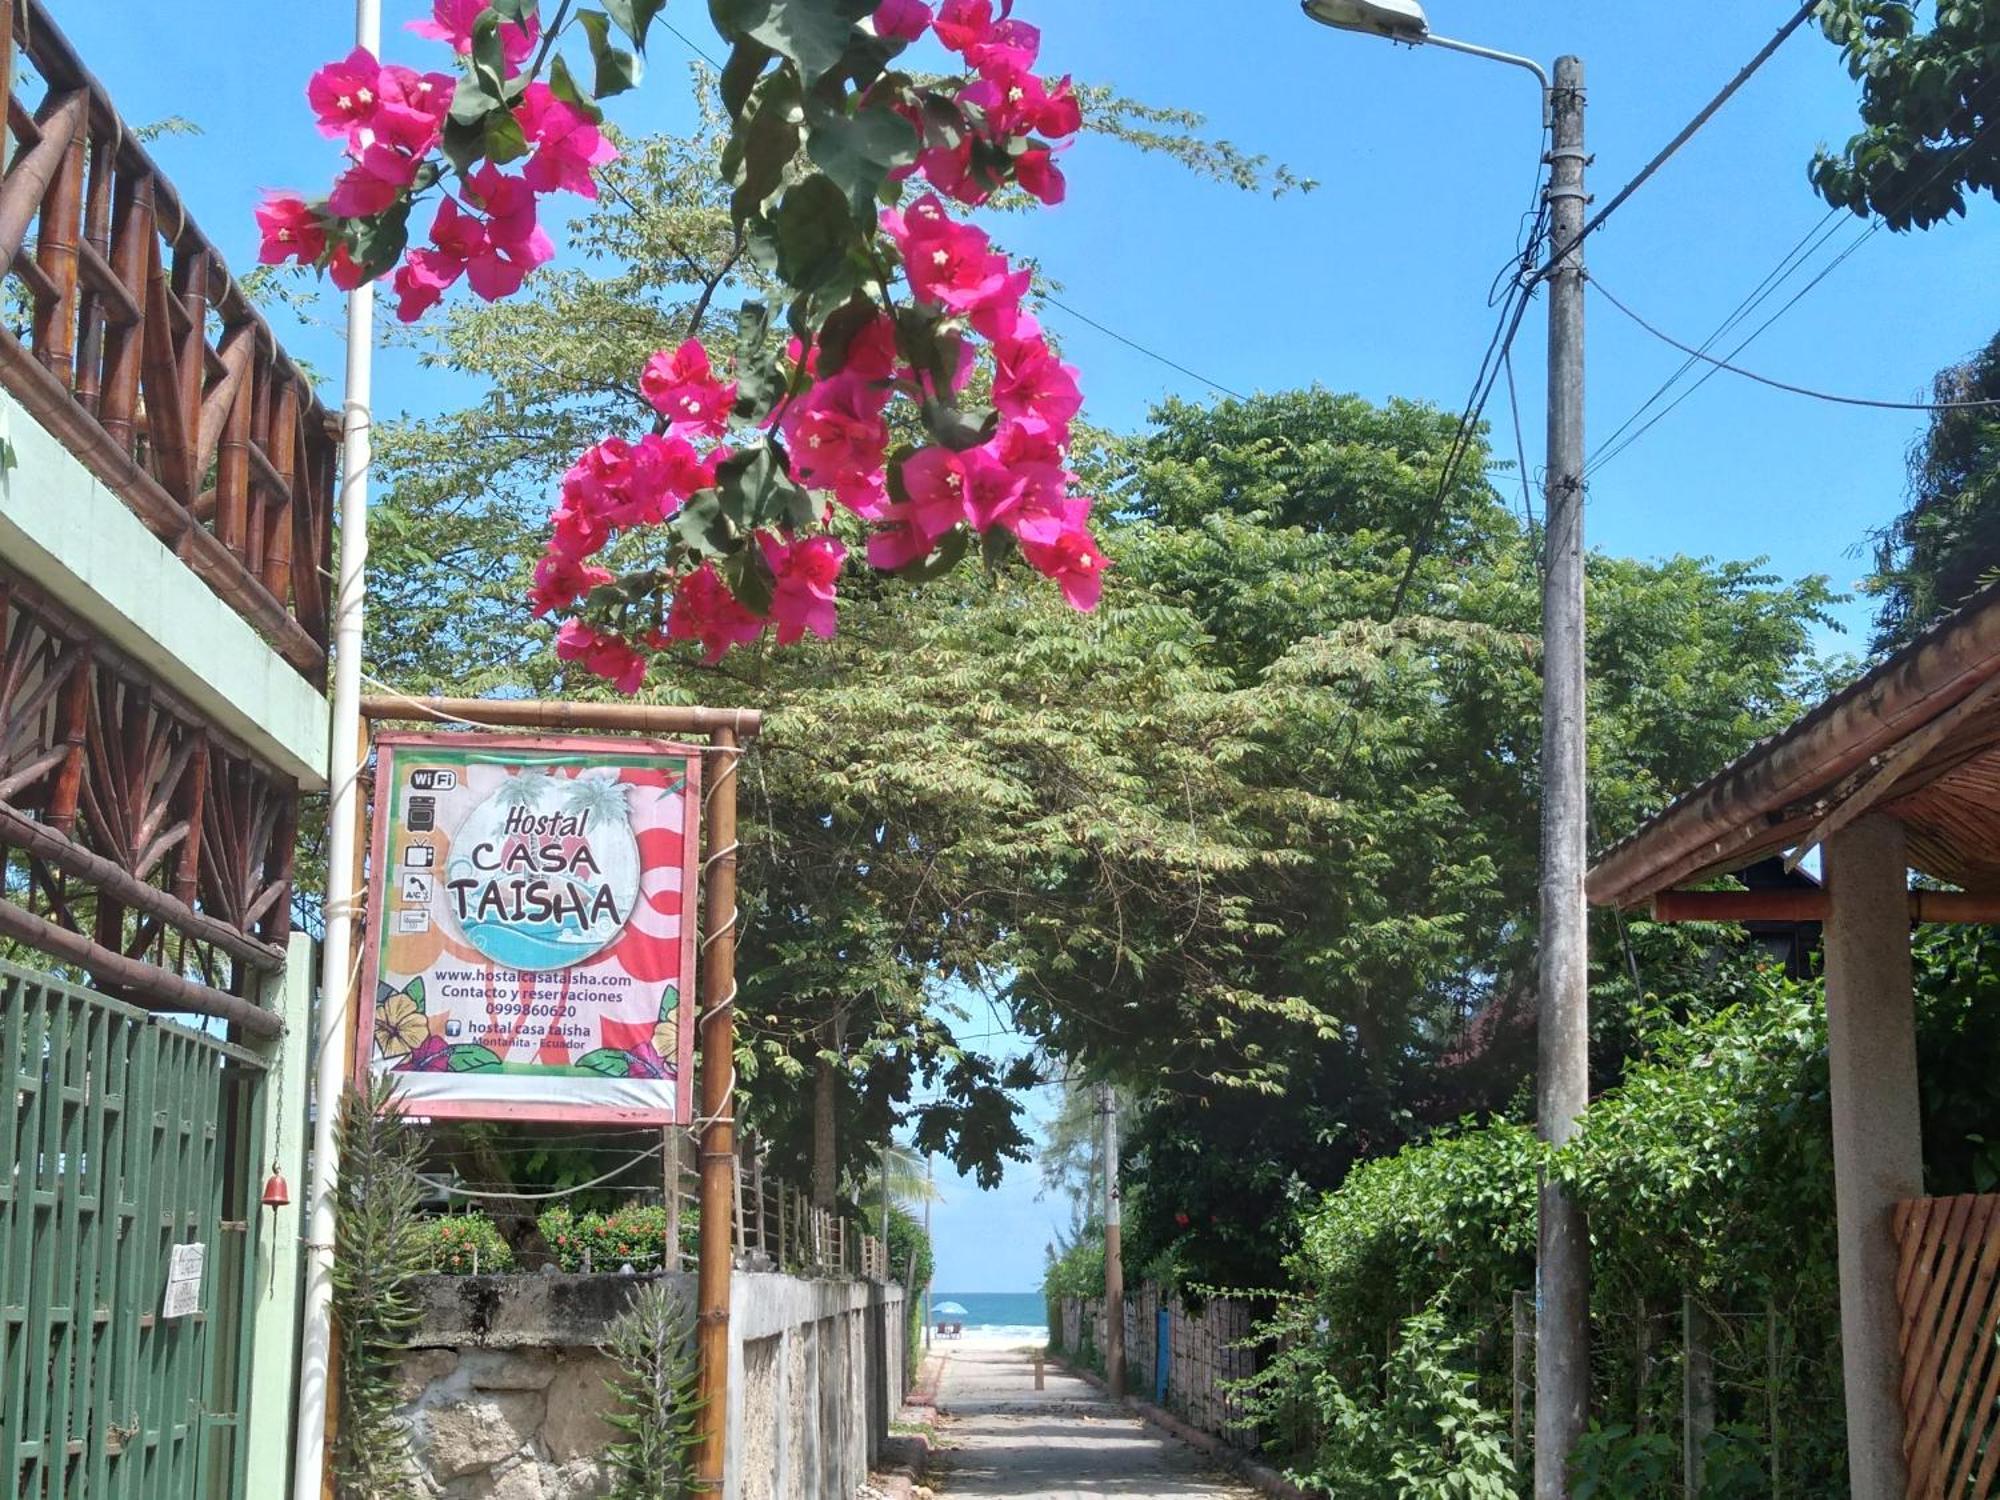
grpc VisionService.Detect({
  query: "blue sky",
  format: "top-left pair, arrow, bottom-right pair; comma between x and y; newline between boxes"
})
51,0 -> 1996,1291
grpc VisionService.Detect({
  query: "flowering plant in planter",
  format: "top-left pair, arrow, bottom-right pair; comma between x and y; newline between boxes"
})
268,0 -> 1104,691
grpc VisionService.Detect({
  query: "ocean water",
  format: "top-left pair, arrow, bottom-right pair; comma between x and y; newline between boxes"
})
927,1290 -> 1049,1340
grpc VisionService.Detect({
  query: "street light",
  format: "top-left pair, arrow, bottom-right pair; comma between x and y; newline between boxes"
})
1299,13 -> 1587,1500
1301,0 -> 1553,97
1299,0 -> 1428,42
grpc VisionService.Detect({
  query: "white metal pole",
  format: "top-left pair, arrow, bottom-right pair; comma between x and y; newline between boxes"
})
292,1 -> 378,1492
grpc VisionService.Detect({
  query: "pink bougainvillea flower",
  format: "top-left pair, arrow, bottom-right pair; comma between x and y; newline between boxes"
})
380,65 -> 456,129
410,0 -> 540,70
1019,498 -> 1108,610
307,47 -> 387,139
915,139 -> 992,206
763,533 -> 847,645
530,552 -> 613,617
555,619 -> 647,694
255,193 -> 326,266
966,18 -> 1040,77
932,0 -> 996,53
460,167 -> 556,299
642,340 -> 737,439
781,374 -> 891,513
883,195 -> 1016,316
664,563 -> 767,663
993,334 -> 1082,428
969,265 -> 1033,341
866,510 -> 939,572
899,445 -> 978,541
1014,145 -> 1066,205
872,0 -> 933,42
327,100 -> 442,216
515,83 -> 618,199
1036,75 -> 1083,139
326,243 -> 372,291
392,252 -> 456,321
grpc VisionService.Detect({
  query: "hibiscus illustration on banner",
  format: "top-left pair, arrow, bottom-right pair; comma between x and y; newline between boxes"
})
357,733 -> 701,1125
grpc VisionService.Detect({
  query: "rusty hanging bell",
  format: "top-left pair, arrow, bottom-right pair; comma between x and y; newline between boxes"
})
261,1164 -> 291,1211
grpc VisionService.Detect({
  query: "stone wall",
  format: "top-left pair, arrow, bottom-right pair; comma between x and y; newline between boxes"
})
393,1270 -> 906,1500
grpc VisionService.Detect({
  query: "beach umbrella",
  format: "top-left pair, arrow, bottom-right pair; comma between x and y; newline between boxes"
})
932,1301 -> 969,1317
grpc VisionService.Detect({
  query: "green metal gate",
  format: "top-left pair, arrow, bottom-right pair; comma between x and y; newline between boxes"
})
1,961 -> 267,1499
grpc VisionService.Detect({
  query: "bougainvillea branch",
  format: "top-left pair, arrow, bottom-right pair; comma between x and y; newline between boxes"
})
270,0 -> 1105,691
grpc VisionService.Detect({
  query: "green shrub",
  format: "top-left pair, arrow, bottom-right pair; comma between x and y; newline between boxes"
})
414,1213 -> 515,1275
603,1278 -> 702,1499
538,1204 -> 693,1272
883,1202 -> 933,1370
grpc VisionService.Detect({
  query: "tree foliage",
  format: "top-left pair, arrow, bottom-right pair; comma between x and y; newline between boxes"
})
1811,0 -> 2000,229
1864,330 -> 2000,650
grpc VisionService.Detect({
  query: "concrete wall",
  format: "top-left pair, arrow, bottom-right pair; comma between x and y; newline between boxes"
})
393,1270 -> 906,1499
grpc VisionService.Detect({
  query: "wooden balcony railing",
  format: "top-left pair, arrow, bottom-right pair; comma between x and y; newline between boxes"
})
0,0 -> 336,686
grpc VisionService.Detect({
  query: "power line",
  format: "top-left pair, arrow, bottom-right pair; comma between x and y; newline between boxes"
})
1591,277 -> 2000,414
1584,203 -> 1847,471
1535,0 -> 1819,281
1586,114 -> 2000,475
1039,294 -> 1251,403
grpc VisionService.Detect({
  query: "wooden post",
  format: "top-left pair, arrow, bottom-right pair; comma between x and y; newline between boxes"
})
664,1126 -> 681,1271
1512,1290 -> 1530,1465
694,727 -> 741,1493
1683,1295 -> 1714,1498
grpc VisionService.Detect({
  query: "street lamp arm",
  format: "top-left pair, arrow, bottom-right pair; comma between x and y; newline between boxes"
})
1423,32 -> 1550,95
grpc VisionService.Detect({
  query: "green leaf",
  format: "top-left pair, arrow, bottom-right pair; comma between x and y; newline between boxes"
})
719,38 -> 778,117
717,0 -> 875,85
895,525 -> 971,583
489,0 -> 537,19
576,1048 -> 636,1078
344,205 -> 413,279
720,538 -> 779,617
548,54 -> 604,121
724,72 -> 804,224
446,1044 -> 503,1073
578,10 -> 645,98
603,0 -> 668,49
483,108 -> 531,166
405,978 -> 427,1012
715,442 -> 816,534
766,172 -> 855,290
467,9 -> 510,106
814,293 -> 882,376
921,399 -> 999,453
806,102 -> 919,219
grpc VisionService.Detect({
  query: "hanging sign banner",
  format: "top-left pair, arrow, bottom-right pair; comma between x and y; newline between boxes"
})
357,733 -> 701,1125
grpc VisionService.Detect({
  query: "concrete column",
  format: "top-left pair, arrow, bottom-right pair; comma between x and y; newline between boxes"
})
1823,815 -> 1922,1499
243,934 -> 317,1496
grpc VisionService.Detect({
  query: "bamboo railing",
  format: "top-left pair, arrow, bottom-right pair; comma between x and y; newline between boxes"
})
0,0 -> 337,684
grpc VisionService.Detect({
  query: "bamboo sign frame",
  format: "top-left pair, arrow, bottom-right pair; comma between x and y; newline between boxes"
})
355,732 -> 702,1126
357,696 -> 755,1488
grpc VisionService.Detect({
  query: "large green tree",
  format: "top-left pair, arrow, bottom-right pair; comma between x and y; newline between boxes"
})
1864,331 -> 2000,650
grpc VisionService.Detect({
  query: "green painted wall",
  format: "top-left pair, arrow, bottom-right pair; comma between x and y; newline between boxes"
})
0,391 -> 329,787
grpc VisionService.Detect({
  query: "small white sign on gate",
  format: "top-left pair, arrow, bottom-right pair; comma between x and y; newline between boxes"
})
162,1242 -> 205,1319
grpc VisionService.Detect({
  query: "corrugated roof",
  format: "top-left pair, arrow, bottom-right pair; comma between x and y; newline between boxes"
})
1588,577 -> 2000,907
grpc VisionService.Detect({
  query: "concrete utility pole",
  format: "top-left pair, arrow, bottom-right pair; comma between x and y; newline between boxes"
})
1534,54 -> 1591,1500
1101,1084 -> 1125,1398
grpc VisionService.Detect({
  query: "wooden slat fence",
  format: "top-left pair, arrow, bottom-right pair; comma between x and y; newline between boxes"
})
1895,1194 -> 2000,1497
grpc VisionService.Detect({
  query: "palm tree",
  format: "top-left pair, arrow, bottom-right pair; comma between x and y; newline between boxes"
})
562,773 -> 631,826
493,771 -> 556,814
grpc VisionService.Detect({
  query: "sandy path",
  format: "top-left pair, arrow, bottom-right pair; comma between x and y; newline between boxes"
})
927,1343 -> 1260,1500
